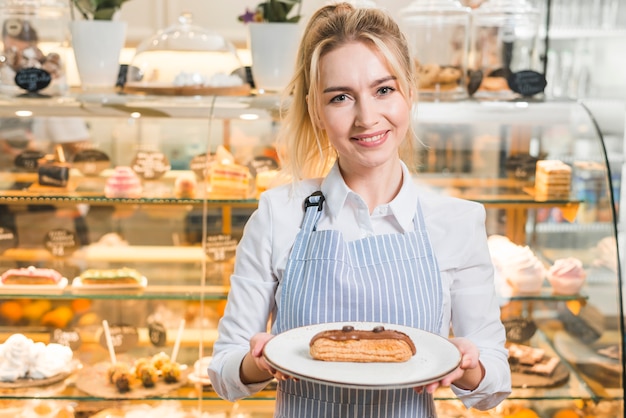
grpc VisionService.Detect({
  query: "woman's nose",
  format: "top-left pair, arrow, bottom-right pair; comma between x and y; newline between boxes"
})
354,98 -> 378,128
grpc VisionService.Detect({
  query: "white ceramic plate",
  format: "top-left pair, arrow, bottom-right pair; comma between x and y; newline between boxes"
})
71,276 -> 147,291
263,322 -> 461,389
0,277 -> 68,294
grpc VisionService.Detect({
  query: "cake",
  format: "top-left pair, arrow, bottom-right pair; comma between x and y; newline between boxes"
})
104,166 -> 143,199
488,235 -> 546,294
592,236 -> 618,272
547,257 -> 586,295
507,343 -> 561,377
193,356 -> 212,385
309,325 -> 416,363
174,173 -> 197,199
503,246 -> 546,293
535,160 -> 572,199
208,163 -> 251,199
78,267 -> 143,285
255,169 -> 279,197
1,266 -> 63,285
0,334 -> 73,381
161,361 -> 181,383
138,364 -> 158,388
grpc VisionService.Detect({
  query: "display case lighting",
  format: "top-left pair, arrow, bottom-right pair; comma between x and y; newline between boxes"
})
239,113 -> 259,120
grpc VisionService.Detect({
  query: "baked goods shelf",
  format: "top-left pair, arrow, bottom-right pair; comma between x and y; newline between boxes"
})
0,92 -> 281,120
504,288 -> 589,302
533,323 -> 623,402
0,191 -> 259,208
0,284 -> 230,300
2,171 -> 582,208
430,326 -> 620,404
0,170 -> 260,206
415,176 -> 581,207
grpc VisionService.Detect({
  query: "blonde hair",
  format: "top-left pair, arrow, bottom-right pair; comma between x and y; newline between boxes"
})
276,2 -> 418,181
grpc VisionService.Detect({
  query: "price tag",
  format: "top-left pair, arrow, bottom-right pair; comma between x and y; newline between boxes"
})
50,328 -> 82,351
98,324 -> 139,353
131,150 -> 171,180
205,234 -> 238,261
148,321 -> 167,347
248,156 -> 278,177
508,70 -> 547,97
0,227 -> 17,254
14,150 -> 46,171
190,153 -> 214,179
72,149 -> 111,176
43,228 -> 78,257
15,67 -> 51,93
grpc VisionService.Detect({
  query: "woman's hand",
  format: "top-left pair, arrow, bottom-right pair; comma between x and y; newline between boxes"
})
413,337 -> 483,394
240,332 -> 297,384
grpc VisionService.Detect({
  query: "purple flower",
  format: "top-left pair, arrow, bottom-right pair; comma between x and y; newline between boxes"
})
238,7 -> 258,23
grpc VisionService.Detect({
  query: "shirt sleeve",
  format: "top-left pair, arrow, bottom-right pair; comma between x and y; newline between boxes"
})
450,205 -> 511,410
434,200 -> 512,409
208,193 -> 279,401
33,117 -> 90,143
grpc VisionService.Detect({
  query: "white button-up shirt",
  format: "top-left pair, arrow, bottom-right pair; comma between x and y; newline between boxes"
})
209,162 -> 511,410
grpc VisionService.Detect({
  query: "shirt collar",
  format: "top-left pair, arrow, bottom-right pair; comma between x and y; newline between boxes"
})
320,161 -> 418,233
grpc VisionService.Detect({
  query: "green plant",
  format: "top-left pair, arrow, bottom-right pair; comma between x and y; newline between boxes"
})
71,0 -> 132,20
238,0 -> 303,23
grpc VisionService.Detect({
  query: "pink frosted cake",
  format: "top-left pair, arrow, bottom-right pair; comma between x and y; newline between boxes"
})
547,257 -> 586,295
1,266 -> 63,285
104,166 -> 143,198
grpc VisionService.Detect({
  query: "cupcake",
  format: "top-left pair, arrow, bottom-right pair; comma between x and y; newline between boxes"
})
547,257 -> 586,295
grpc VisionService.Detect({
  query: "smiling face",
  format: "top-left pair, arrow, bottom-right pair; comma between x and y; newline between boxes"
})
315,41 -> 411,176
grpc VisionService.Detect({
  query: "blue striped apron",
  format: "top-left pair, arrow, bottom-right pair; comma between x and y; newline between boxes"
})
274,192 -> 444,418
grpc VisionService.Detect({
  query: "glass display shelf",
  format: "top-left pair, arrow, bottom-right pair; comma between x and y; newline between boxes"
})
0,285 -> 229,300
0,94 -> 621,416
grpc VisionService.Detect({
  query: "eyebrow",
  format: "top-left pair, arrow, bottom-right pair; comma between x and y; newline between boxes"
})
322,75 -> 397,94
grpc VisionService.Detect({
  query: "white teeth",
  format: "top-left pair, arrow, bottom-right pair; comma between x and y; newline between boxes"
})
357,133 -> 385,142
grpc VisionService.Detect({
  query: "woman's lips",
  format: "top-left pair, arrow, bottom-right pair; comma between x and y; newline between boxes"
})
351,131 -> 388,144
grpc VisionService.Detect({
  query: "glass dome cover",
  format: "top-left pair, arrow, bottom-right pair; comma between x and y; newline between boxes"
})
125,12 -> 249,95
473,0 -> 539,15
401,0 -> 470,16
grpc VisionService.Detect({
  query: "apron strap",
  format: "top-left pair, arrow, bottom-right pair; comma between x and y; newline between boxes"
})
301,191 -> 325,232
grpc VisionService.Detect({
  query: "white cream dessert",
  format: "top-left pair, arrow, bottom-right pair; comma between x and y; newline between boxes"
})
504,246 -> 546,293
0,334 -> 73,381
28,342 -> 73,379
547,257 -> 586,295
488,235 -> 545,293
0,334 -> 31,381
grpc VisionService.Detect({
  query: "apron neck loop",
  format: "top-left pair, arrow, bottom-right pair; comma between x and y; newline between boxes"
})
304,190 -> 325,212
301,191 -> 325,231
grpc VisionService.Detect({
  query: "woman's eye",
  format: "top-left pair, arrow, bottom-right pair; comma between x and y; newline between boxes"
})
330,94 -> 347,103
378,86 -> 395,95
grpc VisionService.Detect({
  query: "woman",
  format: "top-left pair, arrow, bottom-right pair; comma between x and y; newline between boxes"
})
209,3 -> 511,417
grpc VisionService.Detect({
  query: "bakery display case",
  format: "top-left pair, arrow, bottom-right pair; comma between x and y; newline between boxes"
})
0,94 -> 623,417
